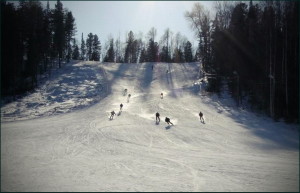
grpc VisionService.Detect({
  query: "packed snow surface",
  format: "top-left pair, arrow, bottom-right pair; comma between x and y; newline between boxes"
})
1,61 -> 299,191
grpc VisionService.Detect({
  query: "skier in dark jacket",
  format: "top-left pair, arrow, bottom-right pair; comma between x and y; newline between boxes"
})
155,112 -> 160,122
127,94 -> 131,102
199,111 -> 204,123
160,93 -> 163,99
110,111 -> 116,119
165,117 -> 174,125
120,103 -> 123,111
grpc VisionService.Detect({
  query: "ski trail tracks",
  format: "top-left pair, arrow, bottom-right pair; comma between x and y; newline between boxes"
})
1,62 -> 298,192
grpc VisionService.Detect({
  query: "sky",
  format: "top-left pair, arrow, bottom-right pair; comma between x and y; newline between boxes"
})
45,1 -> 215,50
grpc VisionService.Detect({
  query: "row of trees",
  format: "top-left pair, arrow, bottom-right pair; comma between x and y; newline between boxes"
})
185,1 -> 299,123
2,0 -> 76,96
1,0 -> 195,98
101,28 -> 195,64
80,28 -> 194,64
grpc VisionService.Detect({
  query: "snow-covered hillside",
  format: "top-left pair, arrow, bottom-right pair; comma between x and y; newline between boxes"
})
1,61 -> 299,191
1,61 -> 107,122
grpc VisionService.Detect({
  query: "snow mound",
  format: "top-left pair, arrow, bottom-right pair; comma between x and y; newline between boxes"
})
1,61 -> 107,122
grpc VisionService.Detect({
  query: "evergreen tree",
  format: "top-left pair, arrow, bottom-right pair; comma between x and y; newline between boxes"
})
124,31 -> 135,63
41,1 -> 52,73
159,46 -> 168,62
132,39 -> 139,63
20,1 -> 44,88
173,47 -> 184,63
91,34 -> 101,61
184,41 -> 193,62
80,33 -> 86,60
2,2 -> 22,96
64,11 -> 76,62
72,39 -> 80,60
53,0 -> 65,68
104,39 -> 115,62
146,38 -> 157,62
139,47 -> 147,63
86,33 -> 93,61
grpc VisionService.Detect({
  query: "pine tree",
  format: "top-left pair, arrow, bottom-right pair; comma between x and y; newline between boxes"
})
20,1 -> 44,88
53,0 -> 65,68
72,39 -> 80,60
91,34 -> 101,61
159,46 -> 168,62
64,11 -> 76,63
173,47 -> 184,63
139,47 -> 147,63
41,0 -> 52,73
86,33 -> 93,61
146,38 -> 156,62
80,33 -> 86,60
124,31 -> 135,63
104,39 -> 115,62
184,41 -> 193,62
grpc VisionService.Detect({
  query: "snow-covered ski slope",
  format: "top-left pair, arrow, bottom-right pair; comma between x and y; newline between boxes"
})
1,61 -> 299,192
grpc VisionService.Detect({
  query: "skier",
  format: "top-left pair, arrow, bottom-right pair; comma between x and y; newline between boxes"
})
199,111 -> 205,123
127,94 -> 131,102
110,111 -> 116,119
165,117 -> 174,125
155,112 -> 160,122
166,70 -> 169,74
120,103 -> 123,111
160,93 -> 163,99
124,89 -> 128,96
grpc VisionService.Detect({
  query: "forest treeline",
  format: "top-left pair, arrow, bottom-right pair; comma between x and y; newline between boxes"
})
1,1 -> 299,123
2,0 -> 77,96
1,0 -> 194,98
185,1 -> 299,123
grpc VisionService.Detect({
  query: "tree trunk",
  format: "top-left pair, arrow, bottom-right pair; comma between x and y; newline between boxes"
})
284,22 -> 288,117
58,53 -> 61,68
269,30 -> 274,118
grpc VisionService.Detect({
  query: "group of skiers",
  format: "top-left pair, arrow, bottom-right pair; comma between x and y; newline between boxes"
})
158,92 -> 206,125
155,111 -> 205,125
155,112 -> 173,125
110,89 -> 131,119
109,102 -> 124,119
110,89 -> 205,124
